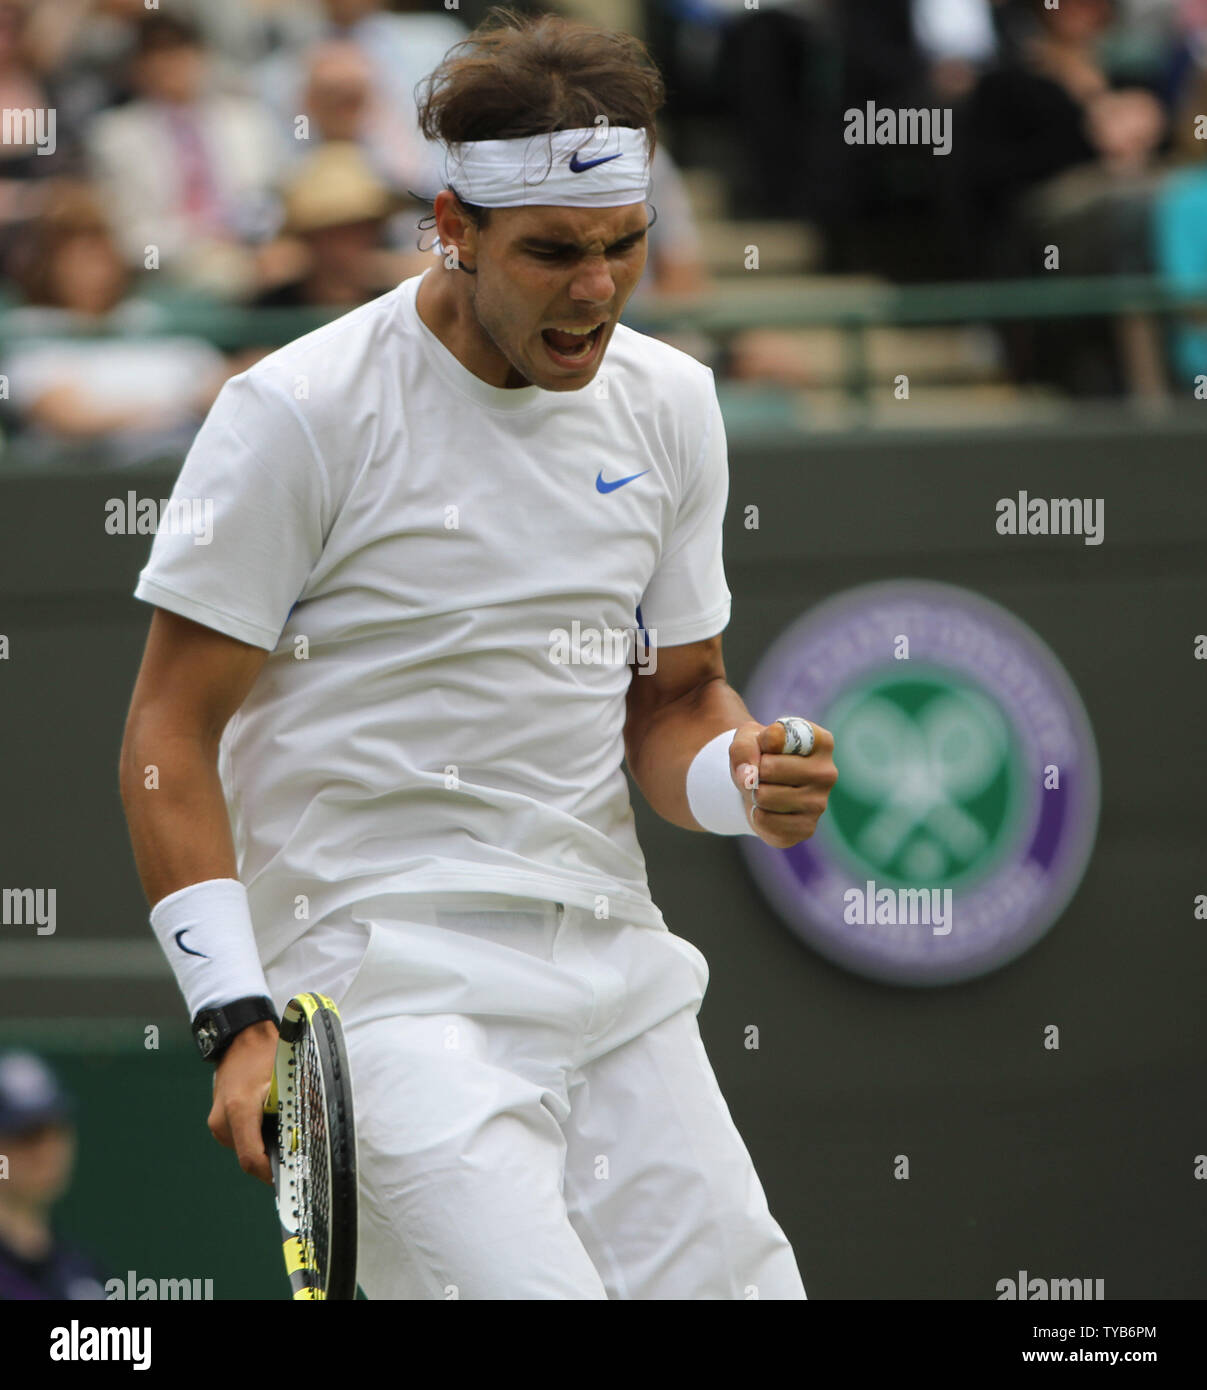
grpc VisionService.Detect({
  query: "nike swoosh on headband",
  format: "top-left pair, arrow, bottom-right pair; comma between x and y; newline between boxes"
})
596,469 -> 650,493
569,150 -> 623,173
175,928 -> 210,959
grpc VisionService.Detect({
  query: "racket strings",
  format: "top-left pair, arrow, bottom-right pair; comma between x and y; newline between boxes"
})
292,1029 -> 332,1288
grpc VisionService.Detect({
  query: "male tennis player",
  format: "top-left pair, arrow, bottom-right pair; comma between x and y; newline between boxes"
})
120,11 -> 837,1299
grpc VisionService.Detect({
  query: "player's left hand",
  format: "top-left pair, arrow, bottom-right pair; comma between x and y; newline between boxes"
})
728,719 -> 838,849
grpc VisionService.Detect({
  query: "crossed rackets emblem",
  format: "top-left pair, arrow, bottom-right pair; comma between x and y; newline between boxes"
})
832,688 -> 1011,875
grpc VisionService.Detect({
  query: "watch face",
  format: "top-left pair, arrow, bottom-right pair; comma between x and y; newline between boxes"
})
196,1020 -> 220,1057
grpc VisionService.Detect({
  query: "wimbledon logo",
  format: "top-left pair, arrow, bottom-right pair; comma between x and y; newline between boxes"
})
739,581 -> 1100,985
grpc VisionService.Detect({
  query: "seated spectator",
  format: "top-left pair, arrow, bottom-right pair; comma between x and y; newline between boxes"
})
255,142 -> 431,310
1,182 -> 228,467
0,1051 -> 108,1300
257,0 -> 469,200
957,0 -> 1168,277
303,40 -> 375,146
283,38 -> 424,195
85,13 -> 285,299
953,0 -> 1169,395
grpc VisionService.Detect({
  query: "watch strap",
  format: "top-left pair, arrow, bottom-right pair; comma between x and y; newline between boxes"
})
192,995 -> 279,1063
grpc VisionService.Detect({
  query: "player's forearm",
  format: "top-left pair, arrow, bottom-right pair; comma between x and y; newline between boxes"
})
119,719 -> 239,907
625,675 -> 753,831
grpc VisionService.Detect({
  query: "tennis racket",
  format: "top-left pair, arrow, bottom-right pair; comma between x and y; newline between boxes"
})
262,992 -> 358,1300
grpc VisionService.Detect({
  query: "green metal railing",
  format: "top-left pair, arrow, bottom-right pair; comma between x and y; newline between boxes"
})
638,273 -> 1207,330
1,272 -> 1205,437
631,273 -> 1207,408
2,271 -> 1203,341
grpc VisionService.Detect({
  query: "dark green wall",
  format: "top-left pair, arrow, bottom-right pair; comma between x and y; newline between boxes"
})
2,419 -> 1204,1298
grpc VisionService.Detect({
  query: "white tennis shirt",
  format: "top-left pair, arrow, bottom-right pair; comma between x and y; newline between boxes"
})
134,270 -> 732,967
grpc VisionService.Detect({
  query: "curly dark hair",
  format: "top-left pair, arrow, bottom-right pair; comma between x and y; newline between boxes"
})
414,6 -> 665,231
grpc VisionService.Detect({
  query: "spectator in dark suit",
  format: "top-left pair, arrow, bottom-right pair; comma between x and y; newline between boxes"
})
953,0 -> 1169,394
957,0 -> 1166,278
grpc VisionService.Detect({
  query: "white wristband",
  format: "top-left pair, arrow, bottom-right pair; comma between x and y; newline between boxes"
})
148,877 -> 271,1018
686,728 -> 758,836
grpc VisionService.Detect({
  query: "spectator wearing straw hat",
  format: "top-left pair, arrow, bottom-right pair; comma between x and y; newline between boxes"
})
255,142 -> 432,310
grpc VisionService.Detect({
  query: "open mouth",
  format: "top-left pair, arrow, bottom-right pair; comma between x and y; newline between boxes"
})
540,322 -> 605,368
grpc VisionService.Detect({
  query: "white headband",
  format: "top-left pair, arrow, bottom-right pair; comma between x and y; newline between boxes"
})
441,125 -> 651,209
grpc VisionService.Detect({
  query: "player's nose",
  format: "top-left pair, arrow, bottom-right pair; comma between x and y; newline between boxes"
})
567,258 -> 617,306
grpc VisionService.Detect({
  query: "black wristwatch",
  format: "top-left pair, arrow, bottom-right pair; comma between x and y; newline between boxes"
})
192,996 -> 279,1063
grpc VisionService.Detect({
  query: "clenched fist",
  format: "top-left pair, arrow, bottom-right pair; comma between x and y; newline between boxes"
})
729,719 -> 838,849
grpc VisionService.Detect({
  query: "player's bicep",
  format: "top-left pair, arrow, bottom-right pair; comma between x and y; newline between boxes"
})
625,633 -> 726,758
125,607 -> 270,746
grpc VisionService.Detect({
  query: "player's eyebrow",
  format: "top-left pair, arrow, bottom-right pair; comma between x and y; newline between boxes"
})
518,225 -> 649,254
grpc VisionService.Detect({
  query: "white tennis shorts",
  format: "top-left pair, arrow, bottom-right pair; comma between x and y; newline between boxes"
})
265,894 -> 806,1300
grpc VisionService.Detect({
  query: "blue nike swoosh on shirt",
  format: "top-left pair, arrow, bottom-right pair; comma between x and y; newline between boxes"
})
596,469 -> 650,493
569,150 -> 622,173
174,929 -> 210,960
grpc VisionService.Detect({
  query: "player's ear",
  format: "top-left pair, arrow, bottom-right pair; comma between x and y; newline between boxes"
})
434,190 -> 476,270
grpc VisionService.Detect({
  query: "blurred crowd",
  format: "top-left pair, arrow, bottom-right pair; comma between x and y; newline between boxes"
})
0,0 -> 1204,464
660,0 -> 1207,396
0,0 -> 716,464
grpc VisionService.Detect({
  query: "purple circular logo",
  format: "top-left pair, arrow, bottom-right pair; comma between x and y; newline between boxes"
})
739,581 -> 1100,985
